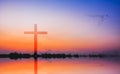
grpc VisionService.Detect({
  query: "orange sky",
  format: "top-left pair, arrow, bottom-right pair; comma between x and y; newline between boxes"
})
0,29 -> 119,52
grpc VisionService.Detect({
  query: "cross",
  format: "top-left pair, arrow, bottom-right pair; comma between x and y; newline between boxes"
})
24,24 -> 47,74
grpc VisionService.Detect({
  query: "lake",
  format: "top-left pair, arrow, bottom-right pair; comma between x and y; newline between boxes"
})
0,58 -> 119,74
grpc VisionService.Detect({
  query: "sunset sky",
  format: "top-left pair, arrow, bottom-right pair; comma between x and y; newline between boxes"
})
0,0 -> 120,52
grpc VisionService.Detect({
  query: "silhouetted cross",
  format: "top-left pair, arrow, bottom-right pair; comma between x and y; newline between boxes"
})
24,24 -> 47,74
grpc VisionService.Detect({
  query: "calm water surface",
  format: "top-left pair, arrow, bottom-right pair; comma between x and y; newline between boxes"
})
0,58 -> 120,74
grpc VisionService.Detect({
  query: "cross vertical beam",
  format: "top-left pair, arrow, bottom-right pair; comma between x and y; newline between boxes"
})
24,24 -> 47,74
34,24 -> 37,57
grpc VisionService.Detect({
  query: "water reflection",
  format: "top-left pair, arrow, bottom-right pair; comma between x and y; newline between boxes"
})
0,58 -> 120,74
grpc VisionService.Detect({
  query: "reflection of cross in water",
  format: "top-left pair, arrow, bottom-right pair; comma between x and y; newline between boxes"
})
24,24 -> 47,74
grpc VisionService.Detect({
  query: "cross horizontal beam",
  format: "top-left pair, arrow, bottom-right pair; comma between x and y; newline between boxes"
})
24,31 -> 47,34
